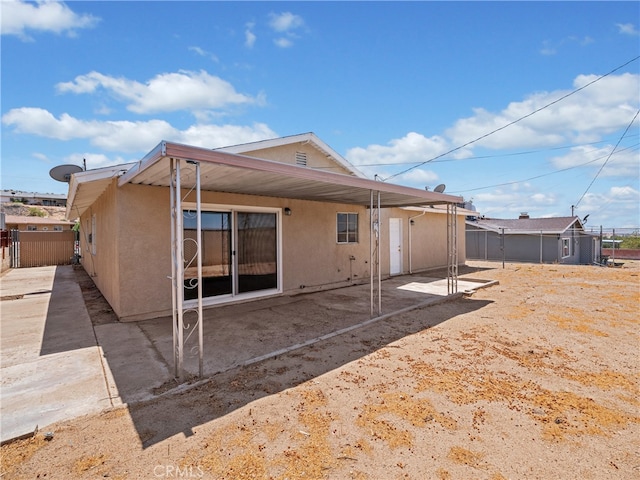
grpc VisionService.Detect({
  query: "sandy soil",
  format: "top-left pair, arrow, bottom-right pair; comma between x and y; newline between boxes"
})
2,261 -> 639,479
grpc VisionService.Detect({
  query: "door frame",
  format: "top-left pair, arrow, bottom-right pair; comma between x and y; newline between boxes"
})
183,202 -> 283,307
389,217 -> 403,275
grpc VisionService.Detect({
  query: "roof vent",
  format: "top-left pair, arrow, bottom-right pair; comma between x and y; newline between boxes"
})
295,152 -> 307,167
519,212 -> 530,219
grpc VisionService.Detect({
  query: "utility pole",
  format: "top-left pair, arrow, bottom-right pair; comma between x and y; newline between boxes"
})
571,205 -> 575,216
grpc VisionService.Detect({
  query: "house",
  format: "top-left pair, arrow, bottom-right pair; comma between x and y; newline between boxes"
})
0,190 -> 67,206
466,213 -> 599,265
66,133 -> 468,323
3,215 -> 75,232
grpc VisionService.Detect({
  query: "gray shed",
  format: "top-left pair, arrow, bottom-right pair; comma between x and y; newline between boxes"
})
466,215 -> 599,265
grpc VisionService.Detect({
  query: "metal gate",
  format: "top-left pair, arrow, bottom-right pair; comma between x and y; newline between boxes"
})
10,230 -> 77,268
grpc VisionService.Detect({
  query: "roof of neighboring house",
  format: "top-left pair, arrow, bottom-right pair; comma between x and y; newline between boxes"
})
4,215 -> 75,226
215,132 -> 367,178
1,190 -> 66,200
466,216 -> 583,234
67,140 -> 463,218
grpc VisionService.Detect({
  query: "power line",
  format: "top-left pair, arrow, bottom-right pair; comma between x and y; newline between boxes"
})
354,135 -> 639,167
451,143 -> 639,193
574,109 -> 640,208
383,55 -> 640,181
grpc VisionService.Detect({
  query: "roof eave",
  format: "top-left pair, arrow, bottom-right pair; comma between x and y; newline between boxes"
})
119,141 -> 463,207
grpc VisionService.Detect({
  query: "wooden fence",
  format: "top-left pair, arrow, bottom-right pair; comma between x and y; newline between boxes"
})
10,230 -> 77,268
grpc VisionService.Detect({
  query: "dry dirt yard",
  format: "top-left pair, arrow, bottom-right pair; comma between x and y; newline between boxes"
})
2,261 -> 639,479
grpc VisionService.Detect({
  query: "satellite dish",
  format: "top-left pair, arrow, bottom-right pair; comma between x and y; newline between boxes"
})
49,164 -> 83,183
434,183 -> 446,193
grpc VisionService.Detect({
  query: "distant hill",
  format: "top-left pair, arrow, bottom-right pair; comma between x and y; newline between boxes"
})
1,202 -> 68,221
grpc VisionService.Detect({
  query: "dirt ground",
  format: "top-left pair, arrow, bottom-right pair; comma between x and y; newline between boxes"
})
1,203 -> 68,221
2,260 -> 639,479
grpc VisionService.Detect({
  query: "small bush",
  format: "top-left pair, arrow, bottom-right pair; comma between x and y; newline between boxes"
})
28,207 -> 46,217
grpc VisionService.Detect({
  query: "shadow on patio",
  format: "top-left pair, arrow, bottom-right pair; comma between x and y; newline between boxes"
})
84,266 -> 496,448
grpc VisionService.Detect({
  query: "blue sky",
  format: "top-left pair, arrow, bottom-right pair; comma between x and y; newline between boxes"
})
1,1 -> 639,228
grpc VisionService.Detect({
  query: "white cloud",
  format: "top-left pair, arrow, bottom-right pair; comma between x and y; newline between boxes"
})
188,46 -> 219,63
346,132 -> 449,167
56,70 -> 264,115
610,185 -> 640,200
345,132 -> 449,181
393,168 -> 440,188
178,123 -> 276,148
445,73 -> 640,151
470,182 -> 564,218
273,37 -> 293,48
268,12 -> 304,47
268,12 -> 304,32
616,23 -> 639,36
1,107 -> 276,153
32,152 -> 50,163
1,0 -> 99,40
575,186 -> 640,227
245,22 -> 256,48
65,152 -> 132,170
549,144 -> 640,178
539,36 -> 593,56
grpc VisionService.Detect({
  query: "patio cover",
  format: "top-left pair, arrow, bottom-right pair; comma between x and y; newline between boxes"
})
68,140 -> 464,380
115,141 -> 463,207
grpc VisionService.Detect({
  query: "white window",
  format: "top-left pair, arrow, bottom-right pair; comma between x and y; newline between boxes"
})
27,225 -> 37,231
562,237 -> 571,257
337,213 -> 358,244
91,214 -> 97,255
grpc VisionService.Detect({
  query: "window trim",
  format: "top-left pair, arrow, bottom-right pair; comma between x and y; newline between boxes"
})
91,214 -> 97,255
181,202 -> 283,307
337,212 -> 359,244
561,237 -> 571,258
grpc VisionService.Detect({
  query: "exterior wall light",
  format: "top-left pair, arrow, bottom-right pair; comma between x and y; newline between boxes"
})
284,208 -> 292,216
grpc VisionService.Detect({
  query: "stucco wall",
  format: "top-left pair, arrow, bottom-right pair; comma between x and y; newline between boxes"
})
87,183 -> 465,321
79,179 -> 121,313
116,184 -> 172,320
236,143 -> 355,176
382,208 -> 466,274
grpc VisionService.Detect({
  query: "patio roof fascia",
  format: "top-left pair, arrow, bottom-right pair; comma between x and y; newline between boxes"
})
66,163 -> 136,220
117,140 -> 463,208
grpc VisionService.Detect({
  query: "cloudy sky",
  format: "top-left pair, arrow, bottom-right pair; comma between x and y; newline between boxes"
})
2,1 -> 638,228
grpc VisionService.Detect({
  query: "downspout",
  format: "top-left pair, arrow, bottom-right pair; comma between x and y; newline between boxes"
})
408,208 -> 428,273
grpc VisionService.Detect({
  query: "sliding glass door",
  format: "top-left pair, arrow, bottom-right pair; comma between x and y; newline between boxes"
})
237,212 -> 278,293
183,208 -> 279,302
183,211 -> 232,300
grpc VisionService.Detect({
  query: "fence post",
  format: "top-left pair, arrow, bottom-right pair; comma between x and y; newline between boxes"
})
612,228 -> 616,265
501,228 -> 505,269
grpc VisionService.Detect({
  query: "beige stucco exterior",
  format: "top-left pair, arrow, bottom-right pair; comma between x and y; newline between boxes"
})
76,137 -> 466,322
231,143 -> 355,176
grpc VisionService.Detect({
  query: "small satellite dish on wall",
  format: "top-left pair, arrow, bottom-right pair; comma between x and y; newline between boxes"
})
434,183 -> 446,193
49,164 -> 83,183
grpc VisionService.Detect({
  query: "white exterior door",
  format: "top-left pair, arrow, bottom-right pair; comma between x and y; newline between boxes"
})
389,218 -> 402,275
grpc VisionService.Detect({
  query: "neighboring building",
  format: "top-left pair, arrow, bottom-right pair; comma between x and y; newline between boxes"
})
4,215 -> 75,232
466,213 -> 599,265
1,190 -> 67,206
66,133 -> 469,322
